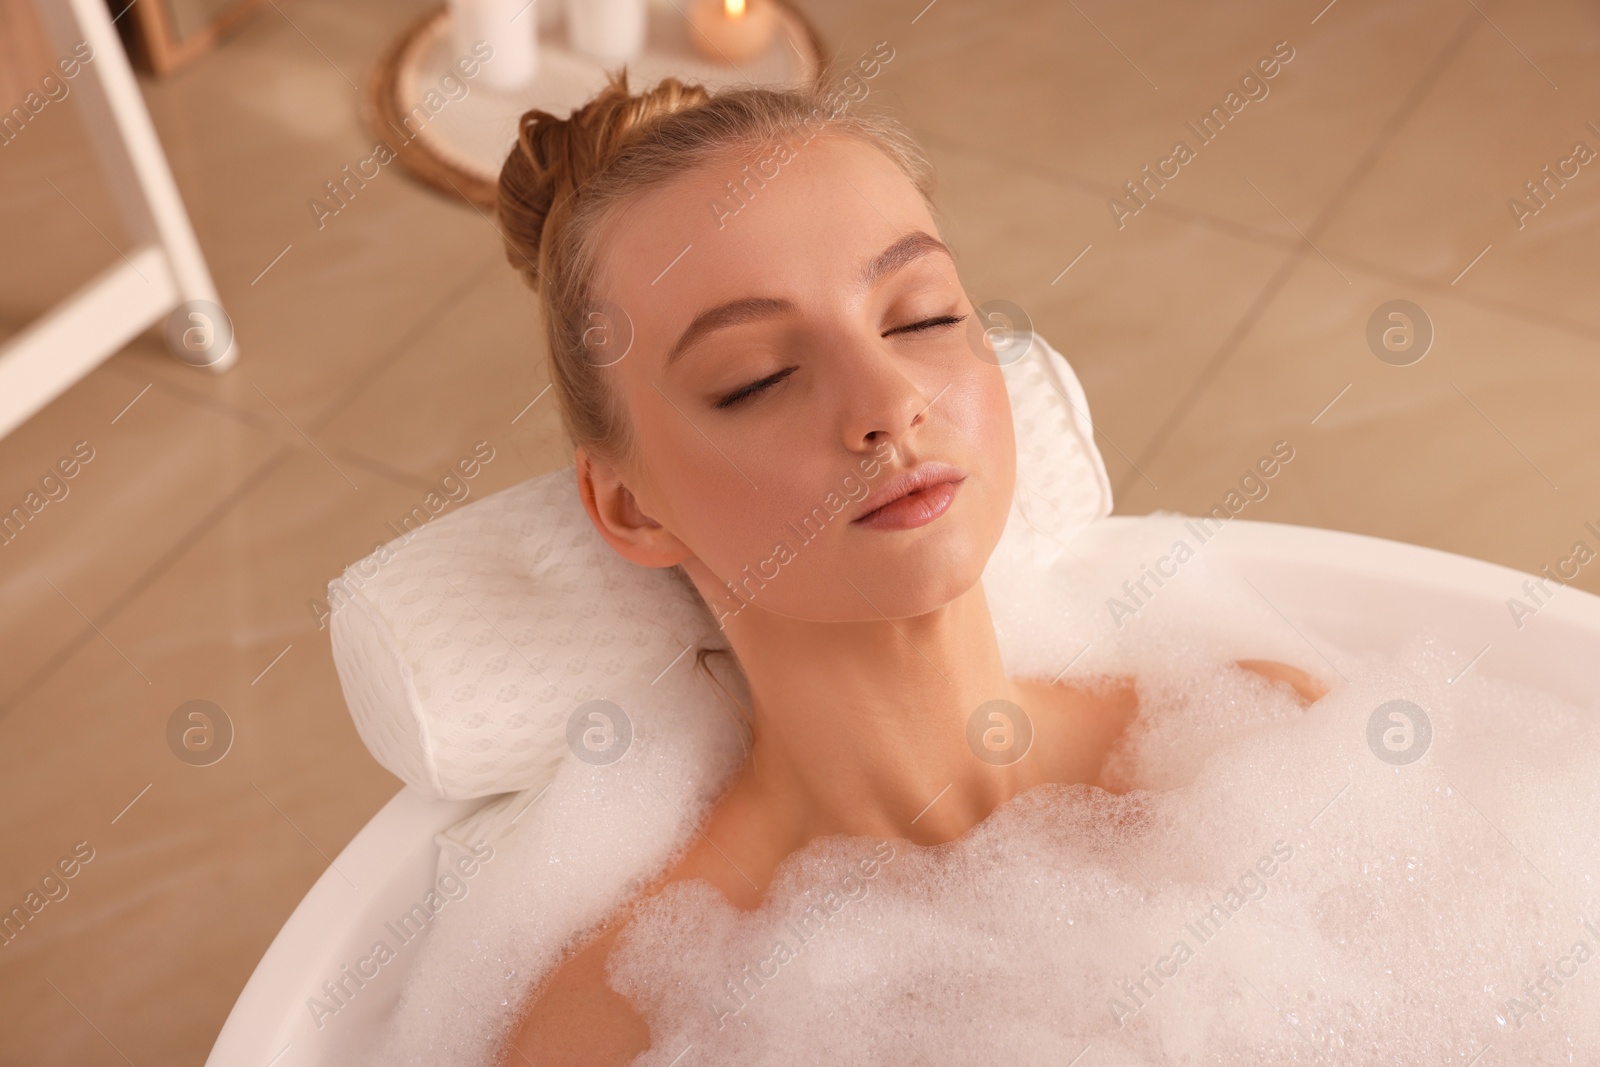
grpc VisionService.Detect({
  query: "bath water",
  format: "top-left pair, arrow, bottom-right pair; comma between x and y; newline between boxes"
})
367,514 -> 1600,1066
606,640 -> 1600,1065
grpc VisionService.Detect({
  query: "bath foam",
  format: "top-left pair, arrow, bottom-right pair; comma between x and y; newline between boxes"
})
354,520 -> 1136,1067
606,641 -> 1600,1065
355,623 -> 750,1067
361,514 -> 1600,1065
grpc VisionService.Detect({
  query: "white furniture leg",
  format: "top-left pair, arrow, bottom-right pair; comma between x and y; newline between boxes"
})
1,0 -> 239,441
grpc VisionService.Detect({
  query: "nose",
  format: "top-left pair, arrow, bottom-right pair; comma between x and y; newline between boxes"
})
836,338 -> 935,455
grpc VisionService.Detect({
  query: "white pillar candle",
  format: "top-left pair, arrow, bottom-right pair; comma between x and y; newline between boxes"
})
566,0 -> 648,65
447,0 -> 540,90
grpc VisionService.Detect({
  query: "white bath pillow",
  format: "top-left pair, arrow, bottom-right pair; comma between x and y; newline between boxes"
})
329,331 -> 1112,801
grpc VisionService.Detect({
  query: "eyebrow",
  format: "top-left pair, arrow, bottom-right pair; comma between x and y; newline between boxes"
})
859,230 -> 952,289
662,230 -> 954,368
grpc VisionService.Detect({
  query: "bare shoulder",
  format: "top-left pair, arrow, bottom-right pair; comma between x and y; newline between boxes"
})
1235,658 -> 1329,704
498,776 -> 781,1067
497,916 -> 649,1067
1024,671 -> 1139,730
1016,672 -> 1140,790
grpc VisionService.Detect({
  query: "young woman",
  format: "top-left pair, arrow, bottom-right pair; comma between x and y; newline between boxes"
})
492,69 -> 1324,1066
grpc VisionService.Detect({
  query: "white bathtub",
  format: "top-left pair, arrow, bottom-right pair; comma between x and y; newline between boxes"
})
204,517 -> 1600,1067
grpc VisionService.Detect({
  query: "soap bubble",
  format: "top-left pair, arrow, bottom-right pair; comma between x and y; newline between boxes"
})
368,516 -> 1600,1067
1366,698 -> 1432,765
606,659 -> 1600,1065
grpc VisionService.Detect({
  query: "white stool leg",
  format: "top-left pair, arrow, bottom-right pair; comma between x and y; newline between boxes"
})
0,0 -> 239,437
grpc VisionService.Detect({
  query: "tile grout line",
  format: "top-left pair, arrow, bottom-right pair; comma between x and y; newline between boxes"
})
1112,10 -> 1483,500
305,252 -> 506,436
99,359 -> 279,437
915,126 -> 1305,256
1109,250 -> 1306,501
1329,245 -> 1600,347
100,246 -> 506,444
1295,12 -> 1484,248
0,445 -> 298,724
0,431 -> 457,723
1,251 -> 520,721
101,361 -> 488,494
326,446 -> 447,494
923,114 -> 1600,351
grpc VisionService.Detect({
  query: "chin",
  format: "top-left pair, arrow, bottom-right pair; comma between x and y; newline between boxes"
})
823,495 -> 1003,619
860,533 -> 995,618
706,452 -> 1014,624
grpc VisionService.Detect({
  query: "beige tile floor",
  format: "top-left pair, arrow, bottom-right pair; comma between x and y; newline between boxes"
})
2,0 -> 1598,1062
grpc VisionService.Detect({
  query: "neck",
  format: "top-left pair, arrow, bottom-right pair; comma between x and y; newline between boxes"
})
717,579 -> 1045,846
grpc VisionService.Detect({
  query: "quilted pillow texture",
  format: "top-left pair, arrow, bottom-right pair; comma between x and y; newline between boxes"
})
329,331 -> 1113,800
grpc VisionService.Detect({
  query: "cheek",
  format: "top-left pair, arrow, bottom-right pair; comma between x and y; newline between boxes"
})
980,368 -> 1017,490
943,363 -> 1017,520
629,395 -> 794,571
972,372 -> 1019,553
627,357 -> 1018,622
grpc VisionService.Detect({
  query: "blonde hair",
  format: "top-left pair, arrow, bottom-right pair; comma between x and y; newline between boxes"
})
495,67 -> 939,755
495,65 -> 938,469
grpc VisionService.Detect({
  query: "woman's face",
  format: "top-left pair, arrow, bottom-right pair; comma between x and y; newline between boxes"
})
582,131 -> 1016,623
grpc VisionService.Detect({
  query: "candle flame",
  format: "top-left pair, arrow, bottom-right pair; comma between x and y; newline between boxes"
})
725,0 -> 745,16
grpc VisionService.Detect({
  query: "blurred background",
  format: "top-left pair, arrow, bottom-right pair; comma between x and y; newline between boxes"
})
1,0 -> 1598,1061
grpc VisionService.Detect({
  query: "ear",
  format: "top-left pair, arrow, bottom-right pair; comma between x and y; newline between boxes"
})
575,446 -> 694,568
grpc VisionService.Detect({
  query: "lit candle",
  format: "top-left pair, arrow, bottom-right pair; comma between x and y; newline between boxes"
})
687,0 -> 778,64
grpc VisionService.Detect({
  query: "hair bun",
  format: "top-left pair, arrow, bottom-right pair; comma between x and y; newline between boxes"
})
497,70 -> 713,292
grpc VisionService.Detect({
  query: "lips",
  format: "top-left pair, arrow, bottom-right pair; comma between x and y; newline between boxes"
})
851,462 -> 966,531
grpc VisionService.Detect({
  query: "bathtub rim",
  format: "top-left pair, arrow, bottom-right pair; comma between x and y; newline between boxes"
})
205,515 -> 1600,1066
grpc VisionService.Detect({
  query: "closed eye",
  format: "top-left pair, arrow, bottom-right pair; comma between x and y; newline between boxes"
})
714,366 -> 796,410
886,313 -> 968,336
712,314 -> 967,410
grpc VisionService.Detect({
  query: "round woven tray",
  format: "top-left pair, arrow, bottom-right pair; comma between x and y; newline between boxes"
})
363,0 -> 824,208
